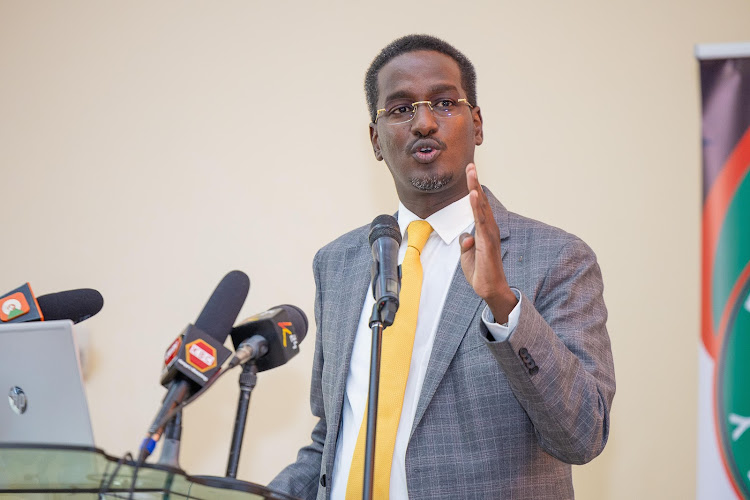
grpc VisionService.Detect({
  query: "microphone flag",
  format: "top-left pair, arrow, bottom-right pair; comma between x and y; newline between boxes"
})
0,283 -> 43,323
161,325 -> 232,387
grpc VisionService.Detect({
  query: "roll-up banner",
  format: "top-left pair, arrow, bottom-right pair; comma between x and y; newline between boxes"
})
697,42 -> 750,500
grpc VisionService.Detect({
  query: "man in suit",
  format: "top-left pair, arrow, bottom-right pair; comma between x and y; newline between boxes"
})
270,35 -> 615,499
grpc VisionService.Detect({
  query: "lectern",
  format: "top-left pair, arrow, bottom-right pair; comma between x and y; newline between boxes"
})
0,443 -> 299,499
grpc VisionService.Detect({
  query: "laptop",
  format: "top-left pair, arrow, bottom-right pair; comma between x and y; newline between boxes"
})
0,320 -> 95,447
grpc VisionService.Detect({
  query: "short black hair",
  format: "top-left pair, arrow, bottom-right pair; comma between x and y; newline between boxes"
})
364,34 -> 478,123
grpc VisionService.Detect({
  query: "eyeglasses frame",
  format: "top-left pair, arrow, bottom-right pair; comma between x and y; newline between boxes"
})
374,98 -> 474,124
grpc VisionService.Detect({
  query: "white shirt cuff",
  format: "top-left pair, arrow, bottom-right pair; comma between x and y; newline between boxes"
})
481,288 -> 522,342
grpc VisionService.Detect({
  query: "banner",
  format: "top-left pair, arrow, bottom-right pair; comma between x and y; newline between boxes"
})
697,42 -> 750,500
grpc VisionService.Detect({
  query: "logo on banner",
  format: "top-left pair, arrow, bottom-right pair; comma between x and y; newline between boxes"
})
703,128 -> 750,498
717,278 -> 750,497
185,339 -> 217,372
0,293 -> 30,322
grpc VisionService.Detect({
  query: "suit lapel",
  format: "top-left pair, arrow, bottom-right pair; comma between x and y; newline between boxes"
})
325,237 -> 371,471
410,264 -> 482,436
485,186 -> 510,249
410,187 -> 510,436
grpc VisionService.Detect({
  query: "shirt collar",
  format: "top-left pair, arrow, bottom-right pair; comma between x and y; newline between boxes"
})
397,194 -> 474,246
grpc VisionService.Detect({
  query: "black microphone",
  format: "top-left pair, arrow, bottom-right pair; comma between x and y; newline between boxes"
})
0,284 -> 103,324
37,289 -> 104,323
194,271 -> 250,340
158,269 -> 251,389
368,215 -> 402,326
143,270 -> 250,456
228,304 -> 308,370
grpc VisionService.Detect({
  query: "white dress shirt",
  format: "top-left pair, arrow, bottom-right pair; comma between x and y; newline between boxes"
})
330,195 -> 521,499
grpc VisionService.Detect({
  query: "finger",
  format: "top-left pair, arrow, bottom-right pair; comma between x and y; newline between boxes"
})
472,186 -> 496,233
459,233 -> 475,252
466,163 -> 485,195
470,189 -> 501,253
470,164 -> 491,210
467,165 -> 492,219
466,163 -> 480,192
469,190 -> 487,226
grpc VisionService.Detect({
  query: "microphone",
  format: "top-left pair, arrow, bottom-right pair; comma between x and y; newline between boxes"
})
0,284 -> 104,324
228,304 -> 308,370
368,215 -> 402,326
158,270 -> 250,389
37,289 -> 104,323
143,270 -> 250,457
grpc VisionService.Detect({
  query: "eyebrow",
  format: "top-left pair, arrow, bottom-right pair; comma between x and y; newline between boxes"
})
383,83 -> 461,103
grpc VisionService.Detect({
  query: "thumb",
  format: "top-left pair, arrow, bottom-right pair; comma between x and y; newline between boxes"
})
459,233 -> 474,252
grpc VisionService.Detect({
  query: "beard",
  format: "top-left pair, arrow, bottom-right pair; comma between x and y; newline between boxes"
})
410,173 -> 453,191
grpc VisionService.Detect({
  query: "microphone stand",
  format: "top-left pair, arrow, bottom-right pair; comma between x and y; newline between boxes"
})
156,410 -> 183,469
192,362 -> 260,490
226,360 -> 258,478
363,297 -> 398,500
156,411 -> 182,500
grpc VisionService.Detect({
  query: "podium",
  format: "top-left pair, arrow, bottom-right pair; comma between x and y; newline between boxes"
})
0,443 -> 299,499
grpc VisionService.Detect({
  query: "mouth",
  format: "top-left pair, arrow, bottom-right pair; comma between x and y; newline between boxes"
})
413,147 -> 441,163
410,139 -> 443,164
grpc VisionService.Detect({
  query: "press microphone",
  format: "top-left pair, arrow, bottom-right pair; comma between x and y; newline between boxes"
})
159,270 -> 251,388
37,289 -> 104,323
142,270 -> 250,458
0,284 -> 104,324
228,304 -> 308,370
368,215 -> 402,326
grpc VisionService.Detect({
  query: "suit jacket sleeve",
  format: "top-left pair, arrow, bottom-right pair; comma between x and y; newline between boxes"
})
483,236 -> 615,465
268,250 -> 326,499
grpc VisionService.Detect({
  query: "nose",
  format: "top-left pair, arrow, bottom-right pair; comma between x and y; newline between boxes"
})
409,102 -> 438,136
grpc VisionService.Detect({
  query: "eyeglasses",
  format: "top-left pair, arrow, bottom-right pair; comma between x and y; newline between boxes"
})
375,98 -> 473,125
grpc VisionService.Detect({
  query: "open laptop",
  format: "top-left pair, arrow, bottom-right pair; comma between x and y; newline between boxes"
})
0,320 -> 95,446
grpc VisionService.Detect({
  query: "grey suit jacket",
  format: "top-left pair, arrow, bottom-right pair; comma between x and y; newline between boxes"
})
269,187 -> 615,499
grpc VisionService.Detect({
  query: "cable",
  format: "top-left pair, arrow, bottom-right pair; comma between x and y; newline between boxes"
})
140,365 -> 237,460
99,451 -> 132,496
127,450 -> 147,500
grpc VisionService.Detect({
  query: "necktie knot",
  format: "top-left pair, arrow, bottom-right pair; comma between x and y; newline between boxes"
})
406,220 -> 433,254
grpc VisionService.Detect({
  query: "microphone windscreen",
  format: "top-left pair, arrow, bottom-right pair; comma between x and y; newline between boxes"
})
195,270 -> 250,341
369,215 -> 401,246
36,289 -> 104,324
279,304 -> 308,342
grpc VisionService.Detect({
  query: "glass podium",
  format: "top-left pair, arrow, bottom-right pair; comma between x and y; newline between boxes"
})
0,443 -> 300,499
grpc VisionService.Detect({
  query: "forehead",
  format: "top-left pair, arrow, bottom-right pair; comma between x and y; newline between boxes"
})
376,50 -> 464,104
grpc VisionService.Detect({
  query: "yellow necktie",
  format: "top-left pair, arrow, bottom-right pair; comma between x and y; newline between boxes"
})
346,220 -> 433,500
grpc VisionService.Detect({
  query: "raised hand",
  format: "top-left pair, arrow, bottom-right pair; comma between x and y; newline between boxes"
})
459,163 -> 518,324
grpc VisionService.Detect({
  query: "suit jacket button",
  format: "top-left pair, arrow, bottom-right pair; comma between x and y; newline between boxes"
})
529,365 -> 539,375
519,347 -> 529,356
320,473 -> 327,487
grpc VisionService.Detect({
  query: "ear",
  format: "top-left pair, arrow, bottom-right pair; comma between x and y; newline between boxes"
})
369,122 -> 383,161
472,106 -> 484,146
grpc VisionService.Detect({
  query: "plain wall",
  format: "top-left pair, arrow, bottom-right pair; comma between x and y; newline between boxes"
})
2,1 -> 749,498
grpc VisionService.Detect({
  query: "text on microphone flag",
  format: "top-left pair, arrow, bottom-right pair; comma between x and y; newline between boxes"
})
186,339 -> 217,373
279,321 -> 299,350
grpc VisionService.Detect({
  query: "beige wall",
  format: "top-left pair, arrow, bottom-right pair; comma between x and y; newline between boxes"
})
2,1 -> 749,498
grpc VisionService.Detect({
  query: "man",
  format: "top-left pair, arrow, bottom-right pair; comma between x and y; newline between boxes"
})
270,34 -> 615,499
